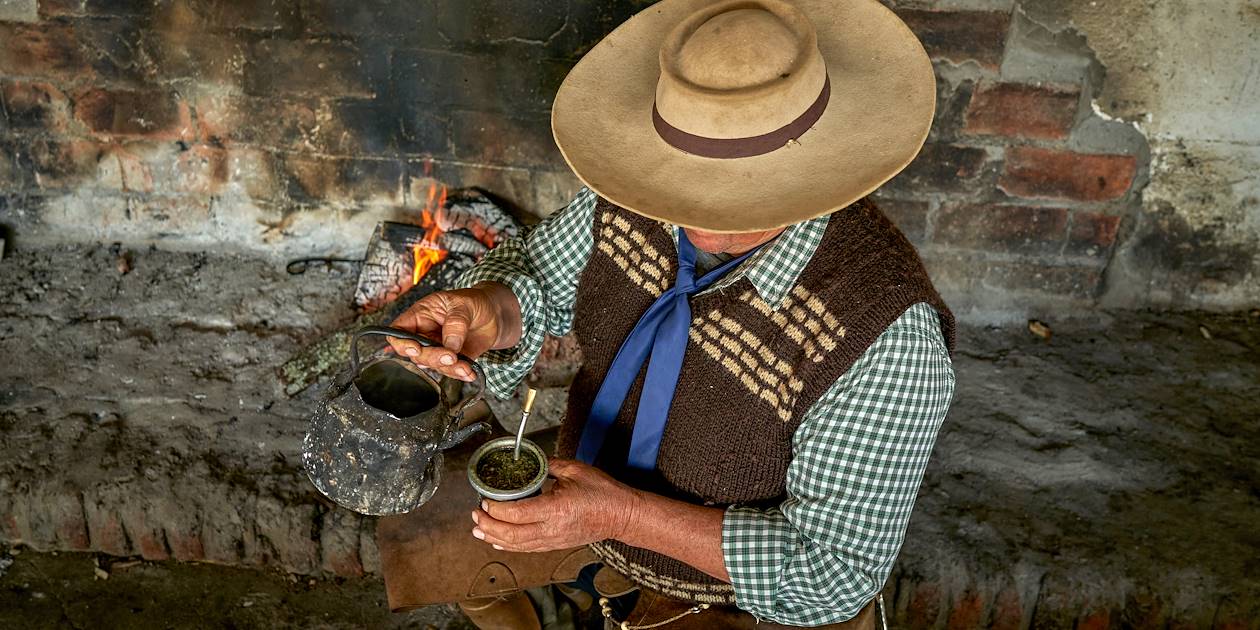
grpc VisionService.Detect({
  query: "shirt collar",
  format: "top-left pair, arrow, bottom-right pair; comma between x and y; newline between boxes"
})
670,214 -> 830,309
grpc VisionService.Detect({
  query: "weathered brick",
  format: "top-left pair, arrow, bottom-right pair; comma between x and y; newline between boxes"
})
547,2 -> 648,60
83,489 -> 131,556
120,499 -> 170,560
190,92 -> 304,148
359,518 -> 381,574
424,159 -> 578,218
300,0 -> 437,39
244,40 -> 381,98
251,499 -> 319,574
1076,609 -> 1112,630
434,0 -> 568,47
173,144 -> 229,194
147,31 -> 247,84
28,489 -> 89,551
0,80 -> 73,133
278,154 -> 404,206
907,581 -> 944,628
37,0 -> 82,16
1213,597 -> 1260,630
886,143 -> 989,193
1032,575 -> 1088,630
1000,147 -> 1137,202
224,148 -> 281,200
895,9 -> 1011,69
199,488 -> 250,565
392,49 -> 572,115
81,0 -> 152,16
71,16 -> 152,85
964,82 -> 1081,139
9,137 -> 106,190
0,479 -> 32,543
396,106 -> 452,156
0,0 -> 38,22
1066,212 -> 1122,257
73,87 -> 193,140
871,196 -> 930,245
935,203 -> 1068,255
319,508 -> 363,577
1120,591 -> 1167,629
986,262 -> 1103,298
154,0 -> 301,32
334,98 -> 438,157
194,92 -> 425,156
164,526 -> 205,561
0,22 -> 90,80
96,142 -> 229,194
947,590 -> 986,630
127,194 -> 215,235
450,110 -> 561,168
990,587 -> 1026,630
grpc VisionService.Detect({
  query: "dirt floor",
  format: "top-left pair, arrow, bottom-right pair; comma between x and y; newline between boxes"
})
2,244 -> 1259,627
0,547 -> 471,629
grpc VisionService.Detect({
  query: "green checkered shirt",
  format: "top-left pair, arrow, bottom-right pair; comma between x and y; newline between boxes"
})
458,188 -> 955,625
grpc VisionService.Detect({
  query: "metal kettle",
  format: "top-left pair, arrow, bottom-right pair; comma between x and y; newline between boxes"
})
303,326 -> 489,516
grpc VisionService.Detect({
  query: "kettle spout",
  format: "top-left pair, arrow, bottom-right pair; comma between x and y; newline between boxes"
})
440,422 -> 490,450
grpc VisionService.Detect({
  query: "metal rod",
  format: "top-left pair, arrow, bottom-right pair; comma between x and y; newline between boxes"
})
513,388 -> 538,460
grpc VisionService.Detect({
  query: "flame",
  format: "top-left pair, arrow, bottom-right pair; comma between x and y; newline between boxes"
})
411,182 -> 449,286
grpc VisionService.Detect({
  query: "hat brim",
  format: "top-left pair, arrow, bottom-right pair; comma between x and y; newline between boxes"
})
551,0 -> 935,233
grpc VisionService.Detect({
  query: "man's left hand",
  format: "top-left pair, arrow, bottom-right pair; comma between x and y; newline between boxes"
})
472,458 -> 640,553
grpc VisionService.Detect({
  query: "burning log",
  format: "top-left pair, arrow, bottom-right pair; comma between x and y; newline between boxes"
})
353,187 -> 520,313
280,187 -> 523,395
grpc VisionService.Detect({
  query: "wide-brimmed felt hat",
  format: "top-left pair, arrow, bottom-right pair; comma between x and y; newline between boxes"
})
551,0 -> 935,233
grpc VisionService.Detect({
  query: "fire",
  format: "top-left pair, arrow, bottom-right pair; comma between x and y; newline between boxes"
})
411,182 -> 449,286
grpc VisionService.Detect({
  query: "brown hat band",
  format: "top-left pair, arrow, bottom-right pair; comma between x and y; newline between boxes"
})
652,76 -> 831,159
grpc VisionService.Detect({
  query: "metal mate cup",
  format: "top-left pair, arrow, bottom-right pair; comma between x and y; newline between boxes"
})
468,436 -> 548,501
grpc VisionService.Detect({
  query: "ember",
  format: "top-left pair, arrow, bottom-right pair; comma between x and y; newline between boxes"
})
353,186 -> 522,313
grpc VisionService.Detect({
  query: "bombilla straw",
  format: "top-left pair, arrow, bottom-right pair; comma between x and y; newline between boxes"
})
513,388 -> 538,460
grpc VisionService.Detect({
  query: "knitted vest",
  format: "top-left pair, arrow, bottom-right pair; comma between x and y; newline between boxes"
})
558,197 -> 955,605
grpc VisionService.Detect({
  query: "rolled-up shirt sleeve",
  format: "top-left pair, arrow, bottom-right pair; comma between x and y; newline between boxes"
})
722,303 -> 955,625
454,187 -> 597,398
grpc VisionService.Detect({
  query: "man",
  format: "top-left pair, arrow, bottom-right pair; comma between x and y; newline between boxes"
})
386,0 -> 955,627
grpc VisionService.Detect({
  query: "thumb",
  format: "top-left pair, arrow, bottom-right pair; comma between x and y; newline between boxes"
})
441,302 -> 472,353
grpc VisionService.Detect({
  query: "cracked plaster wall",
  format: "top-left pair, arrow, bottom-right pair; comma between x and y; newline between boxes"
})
1030,0 -> 1260,309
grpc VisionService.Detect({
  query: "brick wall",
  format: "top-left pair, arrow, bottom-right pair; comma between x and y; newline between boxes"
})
6,0 -> 1251,320
0,0 -> 651,253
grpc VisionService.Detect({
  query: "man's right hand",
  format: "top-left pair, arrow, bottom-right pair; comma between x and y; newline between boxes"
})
385,283 -> 523,382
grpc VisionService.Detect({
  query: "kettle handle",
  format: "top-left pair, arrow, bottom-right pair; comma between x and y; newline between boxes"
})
351,325 -> 487,418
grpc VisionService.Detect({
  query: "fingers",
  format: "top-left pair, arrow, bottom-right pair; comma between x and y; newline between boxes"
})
482,497 -> 550,525
383,337 -> 470,380
384,292 -> 483,382
471,508 -> 550,552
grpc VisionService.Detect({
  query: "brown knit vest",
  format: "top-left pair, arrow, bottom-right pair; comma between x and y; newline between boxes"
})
558,197 -> 955,605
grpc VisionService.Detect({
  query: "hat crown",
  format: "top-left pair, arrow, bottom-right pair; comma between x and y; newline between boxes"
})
676,9 -> 798,90
655,0 -> 829,141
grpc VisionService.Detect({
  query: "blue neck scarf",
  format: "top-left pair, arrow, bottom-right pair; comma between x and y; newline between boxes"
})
575,229 -> 763,470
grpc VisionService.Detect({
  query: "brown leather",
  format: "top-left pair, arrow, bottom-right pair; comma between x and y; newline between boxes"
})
593,565 -> 639,598
459,591 -> 541,630
377,428 -> 599,611
610,589 -> 877,630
